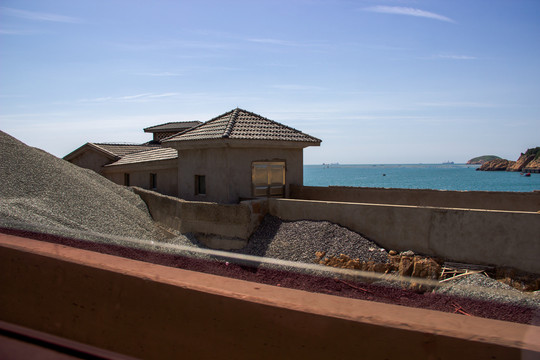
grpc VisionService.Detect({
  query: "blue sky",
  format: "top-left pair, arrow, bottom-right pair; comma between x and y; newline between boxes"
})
1,0 -> 539,164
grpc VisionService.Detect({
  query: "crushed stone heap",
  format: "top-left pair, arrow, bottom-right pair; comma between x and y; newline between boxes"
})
0,131 -> 168,242
234,215 -> 389,264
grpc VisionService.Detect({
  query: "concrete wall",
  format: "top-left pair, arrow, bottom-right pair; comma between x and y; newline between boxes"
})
133,186 -> 540,273
133,187 -> 266,243
291,185 -> 540,212
268,198 -> 540,274
104,160 -> 178,197
176,144 -> 303,204
2,234 -> 538,359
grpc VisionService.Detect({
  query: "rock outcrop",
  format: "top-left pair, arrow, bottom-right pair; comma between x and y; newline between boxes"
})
476,159 -> 514,171
506,153 -> 535,172
475,147 -> 540,172
523,158 -> 540,173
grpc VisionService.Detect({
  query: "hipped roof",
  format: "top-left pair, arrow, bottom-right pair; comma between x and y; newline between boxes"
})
162,108 -> 321,145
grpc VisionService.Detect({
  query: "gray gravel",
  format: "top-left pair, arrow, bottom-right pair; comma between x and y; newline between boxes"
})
232,214 -> 388,264
0,131 -> 183,246
435,273 -> 540,308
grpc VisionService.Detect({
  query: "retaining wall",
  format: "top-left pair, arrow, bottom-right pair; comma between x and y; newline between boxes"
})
268,198 -> 540,274
2,234 -> 539,359
133,187 -> 540,273
133,187 -> 267,248
291,185 -> 540,212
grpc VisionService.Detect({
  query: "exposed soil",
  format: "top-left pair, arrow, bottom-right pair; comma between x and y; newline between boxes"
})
3,227 -> 539,326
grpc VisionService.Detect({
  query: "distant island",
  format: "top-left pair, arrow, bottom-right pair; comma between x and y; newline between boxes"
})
475,147 -> 540,173
466,155 -> 501,165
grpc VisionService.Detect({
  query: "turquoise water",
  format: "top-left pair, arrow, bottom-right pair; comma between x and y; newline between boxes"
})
304,164 -> 540,192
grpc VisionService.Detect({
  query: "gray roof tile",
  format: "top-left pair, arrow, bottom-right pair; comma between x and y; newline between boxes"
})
163,108 -> 321,144
105,147 -> 178,166
144,121 -> 202,133
92,143 -> 161,158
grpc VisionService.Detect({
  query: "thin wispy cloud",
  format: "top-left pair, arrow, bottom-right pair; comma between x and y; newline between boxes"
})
434,54 -> 477,60
247,38 -> 298,46
136,72 -> 183,77
0,27 -> 34,35
117,39 -> 234,52
1,7 -> 82,23
417,101 -> 498,108
270,84 -> 325,91
246,37 -> 327,50
78,93 -> 184,103
364,6 -> 454,23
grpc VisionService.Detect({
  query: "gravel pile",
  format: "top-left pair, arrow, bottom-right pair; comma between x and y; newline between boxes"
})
0,131 -> 179,245
436,273 -> 540,309
232,215 -> 388,264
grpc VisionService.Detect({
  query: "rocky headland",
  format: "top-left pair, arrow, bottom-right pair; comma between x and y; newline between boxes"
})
476,147 -> 540,172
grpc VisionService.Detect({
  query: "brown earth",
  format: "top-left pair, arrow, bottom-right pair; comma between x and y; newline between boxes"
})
3,227 -> 539,326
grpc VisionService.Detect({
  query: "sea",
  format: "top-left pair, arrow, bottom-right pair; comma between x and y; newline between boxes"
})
304,164 -> 540,192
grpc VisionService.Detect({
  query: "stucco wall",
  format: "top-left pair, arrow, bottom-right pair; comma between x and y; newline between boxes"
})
133,187 -> 266,242
268,198 -> 540,274
176,145 -> 303,204
291,185 -> 540,212
103,160 -> 178,197
2,234 -> 538,359
67,149 -> 112,174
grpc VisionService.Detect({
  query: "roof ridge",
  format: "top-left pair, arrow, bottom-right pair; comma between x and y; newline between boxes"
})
223,108 -> 239,138
159,121 -> 207,142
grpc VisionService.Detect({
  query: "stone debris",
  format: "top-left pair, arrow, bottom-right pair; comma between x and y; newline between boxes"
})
315,251 -> 441,281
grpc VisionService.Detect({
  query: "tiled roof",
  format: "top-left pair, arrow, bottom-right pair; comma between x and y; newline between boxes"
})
162,108 -> 321,144
105,148 -> 178,167
144,121 -> 202,133
92,143 -> 161,158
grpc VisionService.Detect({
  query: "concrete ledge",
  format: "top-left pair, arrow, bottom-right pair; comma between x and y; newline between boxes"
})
291,185 -> 540,212
269,198 -> 540,274
1,234 -> 539,359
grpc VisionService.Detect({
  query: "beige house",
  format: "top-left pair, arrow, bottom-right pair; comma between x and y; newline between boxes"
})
162,108 -> 321,203
63,122 -> 200,197
65,108 -> 321,203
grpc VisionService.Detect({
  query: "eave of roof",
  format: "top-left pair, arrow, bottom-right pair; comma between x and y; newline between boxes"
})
104,147 -> 178,167
64,142 -> 118,161
63,143 -> 160,161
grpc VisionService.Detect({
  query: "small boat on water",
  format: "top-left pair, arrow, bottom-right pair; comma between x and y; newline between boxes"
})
520,172 -> 531,177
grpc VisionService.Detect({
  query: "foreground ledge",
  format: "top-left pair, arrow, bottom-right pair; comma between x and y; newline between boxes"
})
1,233 -> 539,359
